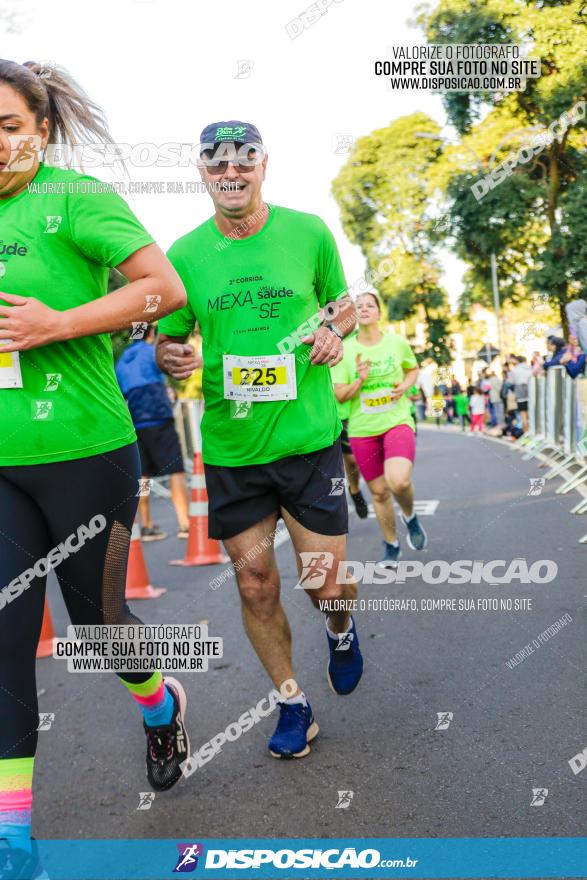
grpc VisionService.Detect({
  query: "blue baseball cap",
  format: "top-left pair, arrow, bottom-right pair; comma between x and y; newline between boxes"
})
199,120 -> 263,150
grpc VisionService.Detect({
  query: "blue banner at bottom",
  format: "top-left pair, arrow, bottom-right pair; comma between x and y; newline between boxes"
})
19,838 -> 587,879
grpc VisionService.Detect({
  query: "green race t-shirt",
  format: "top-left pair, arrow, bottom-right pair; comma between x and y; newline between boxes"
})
331,332 -> 418,437
158,206 -> 347,466
333,380 -> 351,421
331,329 -> 357,421
0,164 -> 154,466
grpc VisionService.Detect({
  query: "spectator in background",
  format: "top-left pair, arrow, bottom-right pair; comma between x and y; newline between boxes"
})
444,387 -> 455,423
430,386 -> 445,428
414,387 -> 427,423
453,389 -> 471,431
488,372 -> 504,426
530,351 -> 544,376
115,325 -> 190,541
479,370 -> 492,423
479,369 -> 490,391
502,408 -> 524,442
508,355 -> 532,433
544,335 -> 566,370
566,300 -> 587,356
469,387 -> 486,435
560,334 -> 586,379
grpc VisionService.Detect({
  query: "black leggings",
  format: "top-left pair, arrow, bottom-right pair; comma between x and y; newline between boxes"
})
0,443 -> 148,760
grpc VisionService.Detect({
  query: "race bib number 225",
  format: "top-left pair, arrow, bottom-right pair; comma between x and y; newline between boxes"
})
223,354 -> 297,402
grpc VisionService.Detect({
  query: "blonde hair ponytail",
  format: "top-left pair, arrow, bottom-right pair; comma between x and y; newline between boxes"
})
0,59 -> 124,172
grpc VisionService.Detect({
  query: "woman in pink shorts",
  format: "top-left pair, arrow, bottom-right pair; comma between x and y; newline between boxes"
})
332,292 -> 427,567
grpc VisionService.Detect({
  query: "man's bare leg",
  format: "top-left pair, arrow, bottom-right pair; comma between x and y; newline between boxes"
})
138,491 -> 152,528
280,509 -> 357,634
170,471 -> 189,530
281,509 -> 363,697
520,409 -> 529,433
223,513 -> 299,693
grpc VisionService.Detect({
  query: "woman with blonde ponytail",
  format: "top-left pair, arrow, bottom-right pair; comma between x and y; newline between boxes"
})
0,60 -> 191,870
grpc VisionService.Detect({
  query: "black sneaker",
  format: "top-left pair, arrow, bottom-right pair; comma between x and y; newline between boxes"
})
0,839 -> 47,880
144,677 -> 190,791
349,489 -> 369,519
141,525 -> 168,542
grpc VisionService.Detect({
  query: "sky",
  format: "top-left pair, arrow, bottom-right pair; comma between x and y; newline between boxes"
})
2,0 -> 465,303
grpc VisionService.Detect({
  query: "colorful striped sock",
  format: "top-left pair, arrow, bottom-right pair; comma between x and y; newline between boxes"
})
0,757 -> 33,853
119,671 -> 174,727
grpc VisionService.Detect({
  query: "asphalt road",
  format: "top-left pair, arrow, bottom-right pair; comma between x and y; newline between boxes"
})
34,425 -> 586,854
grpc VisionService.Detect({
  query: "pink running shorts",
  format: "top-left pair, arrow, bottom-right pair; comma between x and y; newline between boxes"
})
349,424 -> 416,482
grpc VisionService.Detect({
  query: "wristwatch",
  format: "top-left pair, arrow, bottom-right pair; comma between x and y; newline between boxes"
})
324,322 -> 344,339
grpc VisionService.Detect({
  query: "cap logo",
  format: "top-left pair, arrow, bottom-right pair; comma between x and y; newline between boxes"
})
215,125 -> 247,139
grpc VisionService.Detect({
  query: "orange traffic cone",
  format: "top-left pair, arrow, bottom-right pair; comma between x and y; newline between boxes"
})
126,518 -> 167,599
171,453 -> 228,566
37,599 -> 56,658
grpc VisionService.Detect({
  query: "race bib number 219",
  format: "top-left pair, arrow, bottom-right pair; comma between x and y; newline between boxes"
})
360,387 -> 396,414
223,354 -> 297,402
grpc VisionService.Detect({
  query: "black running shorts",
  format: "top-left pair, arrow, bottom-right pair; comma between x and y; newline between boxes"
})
136,420 -> 184,477
340,419 -> 352,455
204,440 -> 349,540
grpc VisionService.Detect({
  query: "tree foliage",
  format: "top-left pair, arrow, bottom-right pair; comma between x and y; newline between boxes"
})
332,113 -> 453,363
418,0 -> 587,332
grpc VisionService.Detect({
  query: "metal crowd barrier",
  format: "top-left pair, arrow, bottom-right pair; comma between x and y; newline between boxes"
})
527,375 -> 537,438
521,373 -> 548,459
519,367 -> 587,540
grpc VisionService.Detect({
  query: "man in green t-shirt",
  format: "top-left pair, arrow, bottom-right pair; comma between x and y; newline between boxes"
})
157,121 -> 363,760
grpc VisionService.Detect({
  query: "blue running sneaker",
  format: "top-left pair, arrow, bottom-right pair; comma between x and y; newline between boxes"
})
269,701 -> 319,758
378,540 -> 401,568
326,617 -> 363,695
0,839 -> 49,880
402,513 -> 428,550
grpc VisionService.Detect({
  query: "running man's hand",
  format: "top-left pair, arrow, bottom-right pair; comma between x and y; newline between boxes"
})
0,293 -> 64,351
158,342 -> 201,380
301,326 -> 343,366
356,353 -> 371,383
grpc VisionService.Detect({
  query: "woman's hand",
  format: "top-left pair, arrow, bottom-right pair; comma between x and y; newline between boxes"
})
356,352 -> 371,383
0,293 -> 64,351
390,382 -> 409,401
